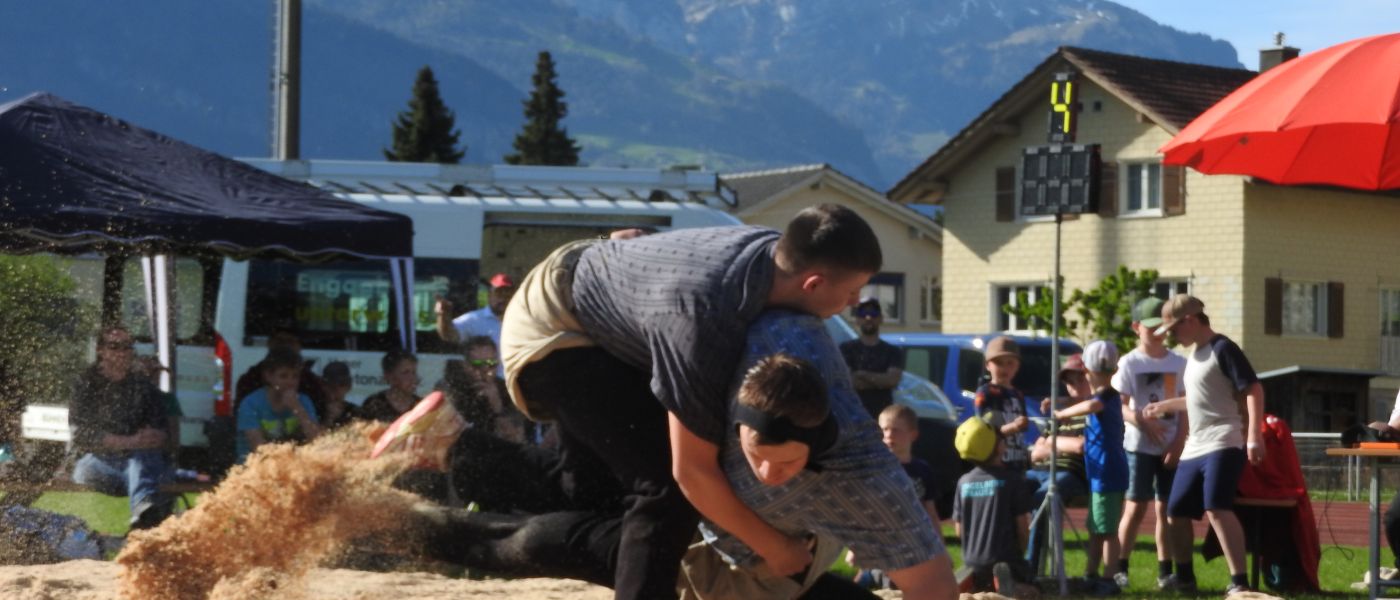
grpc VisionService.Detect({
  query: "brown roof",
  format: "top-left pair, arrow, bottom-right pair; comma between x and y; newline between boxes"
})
889,46 -> 1257,201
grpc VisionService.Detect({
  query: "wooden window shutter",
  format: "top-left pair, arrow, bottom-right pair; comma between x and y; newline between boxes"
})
1264,277 -> 1282,336
995,167 -> 1015,222
1328,281 -> 1345,338
1163,165 -> 1186,216
1098,162 -> 1118,218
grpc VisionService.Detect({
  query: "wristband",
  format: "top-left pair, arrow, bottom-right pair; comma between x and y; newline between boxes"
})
1246,442 -> 1262,449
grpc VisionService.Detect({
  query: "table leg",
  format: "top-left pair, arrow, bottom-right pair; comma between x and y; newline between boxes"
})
1372,457 -> 1381,600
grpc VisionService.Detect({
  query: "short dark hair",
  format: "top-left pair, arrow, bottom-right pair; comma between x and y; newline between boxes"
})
775,204 -> 881,274
262,346 -> 303,373
381,348 -> 418,374
462,335 -> 497,355
738,354 -> 829,435
1197,313 -> 1211,327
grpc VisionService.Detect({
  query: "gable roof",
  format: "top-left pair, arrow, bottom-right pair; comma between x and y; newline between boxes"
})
721,163 -> 942,243
889,46 -> 1257,202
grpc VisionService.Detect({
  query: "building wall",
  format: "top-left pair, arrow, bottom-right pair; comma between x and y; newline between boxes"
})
1241,183 -> 1400,401
934,79 -> 1250,339
737,179 -> 942,332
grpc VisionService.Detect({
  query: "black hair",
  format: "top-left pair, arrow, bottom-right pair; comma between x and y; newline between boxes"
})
774,204 -> 882,275
262,346 -> 303,373
381,348 -> 418,374
462,335 -> 497,354
738,354 -> 829,436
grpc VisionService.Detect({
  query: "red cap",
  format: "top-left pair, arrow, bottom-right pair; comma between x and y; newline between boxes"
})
488,272 -> 515,288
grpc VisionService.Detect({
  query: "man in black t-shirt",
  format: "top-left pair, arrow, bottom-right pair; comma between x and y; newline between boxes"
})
840,297 -> 904,419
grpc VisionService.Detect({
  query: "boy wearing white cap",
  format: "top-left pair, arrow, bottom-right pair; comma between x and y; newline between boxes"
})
1051,341 -> 1127,591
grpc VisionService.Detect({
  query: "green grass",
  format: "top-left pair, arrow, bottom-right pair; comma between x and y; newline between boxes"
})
5,491 -> 204,536
8,492 -> 1382,597
829,524 -> 1372,598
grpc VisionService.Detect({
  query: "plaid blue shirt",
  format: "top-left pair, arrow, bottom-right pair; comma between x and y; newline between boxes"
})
701,311 -> 946,572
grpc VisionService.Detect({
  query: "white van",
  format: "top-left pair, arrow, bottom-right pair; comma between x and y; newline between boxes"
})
23,160 -> 742,460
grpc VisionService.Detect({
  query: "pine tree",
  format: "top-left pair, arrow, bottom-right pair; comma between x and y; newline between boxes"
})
505,51 -> 581,166
384,66 -> 465,164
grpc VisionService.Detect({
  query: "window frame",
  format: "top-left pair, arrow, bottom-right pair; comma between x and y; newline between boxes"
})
1152,279 -> 1191,301
860,273 -> 906,323
992,282 -> 1050,332
918,275 -> 941,326
1281,279 -> 1328,337
1119,160 -> 1165,218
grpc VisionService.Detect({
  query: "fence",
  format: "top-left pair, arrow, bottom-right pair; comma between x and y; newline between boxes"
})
1295,432 -> 1363,499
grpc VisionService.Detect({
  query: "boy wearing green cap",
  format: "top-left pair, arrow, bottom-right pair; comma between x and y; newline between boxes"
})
1111,297 -> 1188,590
953,413 -> 1035,595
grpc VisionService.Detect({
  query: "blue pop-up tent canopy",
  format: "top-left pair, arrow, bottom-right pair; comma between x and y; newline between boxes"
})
0,92 -> 418,357
0,92 -> 412,261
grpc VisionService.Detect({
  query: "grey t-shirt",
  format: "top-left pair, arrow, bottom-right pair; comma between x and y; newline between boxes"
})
1112,348 -> 1187,455
570,226 -> 778,445
1181,334 -> 1259,461
952,465 -> 1035,569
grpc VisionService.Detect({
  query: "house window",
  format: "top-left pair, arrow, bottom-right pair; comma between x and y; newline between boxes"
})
861,273 -> 905,322
918,276 -> 941,324
994,283 -> 1048,332
1380,289 -> 1400,375
1283,280 -> 1327,336
1122,162 -> 1162,215
1153,279 -> 1190,300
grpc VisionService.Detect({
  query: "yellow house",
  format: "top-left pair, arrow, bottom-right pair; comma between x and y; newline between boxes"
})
889,46 -> 1400,428
722,164 -> 943,333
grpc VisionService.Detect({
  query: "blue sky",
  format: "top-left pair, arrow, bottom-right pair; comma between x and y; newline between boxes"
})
1114,0 -> 1397,69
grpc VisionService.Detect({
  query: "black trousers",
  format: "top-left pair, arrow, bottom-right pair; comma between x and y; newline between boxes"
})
414,506 -> 879,600
504,346 -> 700,600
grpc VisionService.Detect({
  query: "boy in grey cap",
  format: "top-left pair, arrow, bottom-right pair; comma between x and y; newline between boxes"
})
1144,295 -> 1264,597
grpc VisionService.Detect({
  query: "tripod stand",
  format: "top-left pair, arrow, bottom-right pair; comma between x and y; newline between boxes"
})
1030,211 -> 1069,596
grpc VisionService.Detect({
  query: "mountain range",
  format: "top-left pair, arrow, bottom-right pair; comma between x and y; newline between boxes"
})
0,0 -> 1243,188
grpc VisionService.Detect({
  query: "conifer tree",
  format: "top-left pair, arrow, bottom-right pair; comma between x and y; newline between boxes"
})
385,66 -> 465,164
505,51 -> 581,166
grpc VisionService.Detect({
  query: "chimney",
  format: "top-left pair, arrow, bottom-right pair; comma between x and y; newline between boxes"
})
1260,32 -> 1301,72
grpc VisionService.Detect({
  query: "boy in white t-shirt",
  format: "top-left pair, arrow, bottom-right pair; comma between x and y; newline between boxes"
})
1111,297 -> 1187,591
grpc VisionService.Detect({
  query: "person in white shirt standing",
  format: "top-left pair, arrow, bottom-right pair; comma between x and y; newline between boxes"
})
436,272 -> 516,376
1111,297 -> 1187,591
1144,294 -> 1265,597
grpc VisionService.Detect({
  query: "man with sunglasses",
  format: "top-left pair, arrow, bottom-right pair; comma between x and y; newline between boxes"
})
69,325 -> 174,530
839,296 -> 904,419
436,335 -> 530,445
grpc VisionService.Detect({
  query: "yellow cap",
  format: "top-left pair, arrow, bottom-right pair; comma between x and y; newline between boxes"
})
955,414 -> 998,462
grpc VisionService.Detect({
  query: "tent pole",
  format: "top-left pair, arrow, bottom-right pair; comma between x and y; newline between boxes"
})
101,255 -> 125,327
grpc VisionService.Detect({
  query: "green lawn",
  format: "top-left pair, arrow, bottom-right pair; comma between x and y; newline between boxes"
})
827,524 -> 1374,598
7,492 -> 1383,597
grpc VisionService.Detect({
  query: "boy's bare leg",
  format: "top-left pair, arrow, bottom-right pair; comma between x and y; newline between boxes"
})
1167,517 -> 1194,564
1205,509 -> 1247,576
1153,500 -> 1173,562
1117,499 -> 1147,568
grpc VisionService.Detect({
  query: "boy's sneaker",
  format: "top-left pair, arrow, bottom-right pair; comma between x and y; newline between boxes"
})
993,562 -> 1016,596
1155,573 -> 1179,591
1112,572 -> 1130,590
1173,577 -> 1198,594
1223,583 -> 1253,597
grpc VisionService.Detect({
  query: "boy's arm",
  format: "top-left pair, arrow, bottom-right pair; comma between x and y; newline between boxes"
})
1142,397 -> 1187,419
668,414 -> 811,575
1243,381 -> 1265,464
888,554 -> 958,600
1122,393 -> 1166,446
922,499 -> 940,524
1163,410 -> 1188,468
1053,398 -> 1103,420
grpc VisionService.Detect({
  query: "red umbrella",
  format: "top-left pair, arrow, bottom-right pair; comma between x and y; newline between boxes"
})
1161,32 -> 1400,191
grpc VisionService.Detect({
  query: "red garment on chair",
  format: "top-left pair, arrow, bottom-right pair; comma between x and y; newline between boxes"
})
1235,414 -> 1321,591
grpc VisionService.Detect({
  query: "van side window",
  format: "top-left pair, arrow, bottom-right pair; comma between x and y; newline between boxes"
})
959,349 -> 986,393
119,257 -> 219,344
903,346 -> 949,388
412,258 -> 478,354
245,259 -> 398,351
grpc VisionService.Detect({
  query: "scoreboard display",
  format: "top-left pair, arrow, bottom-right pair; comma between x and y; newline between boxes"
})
1020,143 -> 1100,216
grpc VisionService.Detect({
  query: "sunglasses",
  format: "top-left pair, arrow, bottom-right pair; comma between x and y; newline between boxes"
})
468,358 -> 499,368
103,341 -> 135,351
855,308 -> 881,318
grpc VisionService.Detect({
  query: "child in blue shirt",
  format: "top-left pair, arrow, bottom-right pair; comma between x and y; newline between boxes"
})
975,336 -> 1030,471
236,347 -> 322,463
1052,341 -> 1127,590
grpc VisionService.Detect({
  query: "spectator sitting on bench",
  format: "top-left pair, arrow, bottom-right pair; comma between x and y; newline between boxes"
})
69,325 -> 174,530
235,347 -> 322,463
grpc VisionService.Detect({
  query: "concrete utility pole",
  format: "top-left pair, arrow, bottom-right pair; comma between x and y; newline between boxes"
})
272,0 -> 301,160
